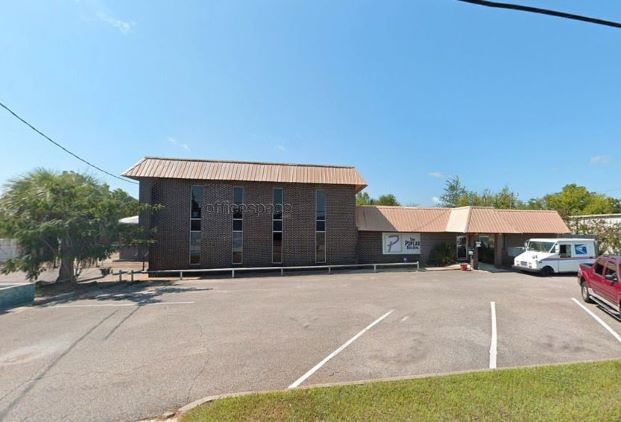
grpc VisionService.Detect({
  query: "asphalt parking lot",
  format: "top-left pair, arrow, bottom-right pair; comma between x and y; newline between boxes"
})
2,269 -> 621,422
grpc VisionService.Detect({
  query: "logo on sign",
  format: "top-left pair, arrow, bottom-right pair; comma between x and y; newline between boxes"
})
404,237 -> 420,251
382,233 -> 421,255
385,234 -> 401,253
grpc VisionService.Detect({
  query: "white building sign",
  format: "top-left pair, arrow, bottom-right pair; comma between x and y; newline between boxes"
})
382,233 -> 421,255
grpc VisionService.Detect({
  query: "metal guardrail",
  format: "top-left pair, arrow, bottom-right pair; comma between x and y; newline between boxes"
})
112,261 -> 420,281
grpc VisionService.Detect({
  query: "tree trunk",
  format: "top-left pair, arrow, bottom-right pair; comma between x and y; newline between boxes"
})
57,256 -> 76,283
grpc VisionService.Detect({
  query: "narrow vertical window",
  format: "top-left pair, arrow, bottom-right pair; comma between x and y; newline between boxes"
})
272,188 -> 283,264
315,190 -> 326,263
232,187 -> 243,264
190,186 -> 202,265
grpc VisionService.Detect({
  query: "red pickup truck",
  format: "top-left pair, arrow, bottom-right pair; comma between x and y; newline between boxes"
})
578,256 -> 621,313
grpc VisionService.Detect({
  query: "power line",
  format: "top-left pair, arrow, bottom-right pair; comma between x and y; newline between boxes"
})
0,101 -> 137,185
457,0 -> 621,29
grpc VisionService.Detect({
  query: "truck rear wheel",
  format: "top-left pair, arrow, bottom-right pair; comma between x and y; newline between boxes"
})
581,281 -> 594,304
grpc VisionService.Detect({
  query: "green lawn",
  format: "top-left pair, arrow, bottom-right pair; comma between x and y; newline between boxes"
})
183,360 -> 621,421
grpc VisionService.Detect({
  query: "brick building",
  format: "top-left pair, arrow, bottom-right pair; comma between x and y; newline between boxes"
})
124,157 -> 365,270
124,157 -> 570,270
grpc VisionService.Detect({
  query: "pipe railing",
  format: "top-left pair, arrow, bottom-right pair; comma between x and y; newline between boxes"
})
111,261 -> 420,281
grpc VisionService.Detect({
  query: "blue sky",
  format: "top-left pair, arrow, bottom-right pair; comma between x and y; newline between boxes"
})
1,1 -> 620,205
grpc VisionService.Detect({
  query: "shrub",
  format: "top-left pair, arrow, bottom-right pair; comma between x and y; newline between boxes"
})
427,242 -> 457,267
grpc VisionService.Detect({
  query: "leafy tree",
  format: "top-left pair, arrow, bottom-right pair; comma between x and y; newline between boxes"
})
437,178 -> 621,217
356,191 -> 401,206
356,191 -> 373,206
118,223 -> 158,272
376,194 -> 400,206
542,184 -> 620,218
0,169 -> 140,282
567,219 -> 621,255
439,176 -> 468,207
492,186 -> 521,209
439,177 -> 521,209
523,197 -> 547,210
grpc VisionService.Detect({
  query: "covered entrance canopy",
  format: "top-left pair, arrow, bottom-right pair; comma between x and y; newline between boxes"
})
356,206 -> 571,267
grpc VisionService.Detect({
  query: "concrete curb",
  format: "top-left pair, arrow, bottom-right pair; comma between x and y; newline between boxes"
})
167,357 -> 621,420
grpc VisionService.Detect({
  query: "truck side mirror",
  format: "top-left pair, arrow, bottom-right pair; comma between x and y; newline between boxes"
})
605,274 -> 618,284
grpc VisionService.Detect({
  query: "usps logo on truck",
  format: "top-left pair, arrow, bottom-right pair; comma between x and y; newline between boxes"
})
382,233 -> 421,255
575,244 -> 588,256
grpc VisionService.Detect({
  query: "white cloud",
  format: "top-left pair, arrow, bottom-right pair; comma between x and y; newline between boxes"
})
96,11 -> 134,34
274,145 -> 286,152
432,196 -> 441,204
75,0 -> 134,34
168,137 -> 190,151
428,171 -> 445,179
590,155 -> 612,166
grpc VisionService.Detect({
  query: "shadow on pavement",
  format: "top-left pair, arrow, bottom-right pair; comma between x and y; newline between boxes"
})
35,281 -> 213,307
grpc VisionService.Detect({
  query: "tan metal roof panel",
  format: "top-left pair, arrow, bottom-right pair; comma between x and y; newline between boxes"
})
356,206 -> 570,234
467,208 -> 516,234
123,157 -> 367,191
445,207 -> 470,233
494,209 -> 571,234
356,206 -> 451,232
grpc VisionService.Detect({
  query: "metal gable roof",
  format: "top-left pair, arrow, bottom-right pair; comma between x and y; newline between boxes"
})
123,157 -> 367,191
355,206 -> 451,232
356,206 -> 570,234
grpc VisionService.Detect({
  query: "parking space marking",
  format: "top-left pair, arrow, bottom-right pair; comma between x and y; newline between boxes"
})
490,301 -> 497,369
288,309 -> 394,389
49,301 -> 195,308
572,298 -> 621,343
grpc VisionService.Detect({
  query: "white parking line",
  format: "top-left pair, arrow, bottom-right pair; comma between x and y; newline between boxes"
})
288,310 -> 394,389
572,298 -> 621,343
49,301 -> 195,308
489,301 -> 497,369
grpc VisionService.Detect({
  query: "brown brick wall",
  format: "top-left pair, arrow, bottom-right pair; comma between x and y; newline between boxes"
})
148,180 -> 192,270
357,231 -> 458,265
141,179 -> 357,270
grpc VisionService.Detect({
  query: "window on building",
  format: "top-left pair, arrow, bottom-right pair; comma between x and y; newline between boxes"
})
273,188 -> 283,264
190,231 -> 201,265
191,186 -> 202,219
315,190 -> 326,263
190,186 -> 202,265
232,187 -> 243,264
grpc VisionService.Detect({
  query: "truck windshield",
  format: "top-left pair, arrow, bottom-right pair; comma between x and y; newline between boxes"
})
527,241 -> 555,253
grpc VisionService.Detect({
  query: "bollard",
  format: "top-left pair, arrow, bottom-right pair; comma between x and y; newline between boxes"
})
130,270 -> 134,282
118,270 -> 123,282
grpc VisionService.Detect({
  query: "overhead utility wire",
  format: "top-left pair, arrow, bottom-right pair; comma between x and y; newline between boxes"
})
457,0 -> 621,29
0,101 -> 137,184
